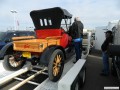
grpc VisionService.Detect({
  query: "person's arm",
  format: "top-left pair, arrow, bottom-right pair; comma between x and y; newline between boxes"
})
106,38 -> 113,53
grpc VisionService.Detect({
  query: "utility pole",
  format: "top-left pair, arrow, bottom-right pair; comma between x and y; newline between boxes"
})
11,10 -> 17,30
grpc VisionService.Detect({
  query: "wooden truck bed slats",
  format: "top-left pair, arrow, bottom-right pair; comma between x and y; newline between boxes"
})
13,39 -> 60,52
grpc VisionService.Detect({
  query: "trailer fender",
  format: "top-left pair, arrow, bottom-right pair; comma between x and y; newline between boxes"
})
0,42 -> 13,60
39,45 -> 66,66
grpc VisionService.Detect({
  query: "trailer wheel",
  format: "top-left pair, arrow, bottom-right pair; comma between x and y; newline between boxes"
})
111,57 -> 117,76
79,67 -> 86,87
71,79 -> 80,90
3,55 -> 25,71
74,82 -> 79,90
48,49 -> 64,82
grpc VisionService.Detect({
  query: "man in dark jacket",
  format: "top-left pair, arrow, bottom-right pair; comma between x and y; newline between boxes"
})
69,17 -> 84,63
101,30 -> 113,76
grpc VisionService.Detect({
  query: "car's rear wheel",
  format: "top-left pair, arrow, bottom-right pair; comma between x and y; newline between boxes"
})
48,49 -> 64,82
3,54 -> 25,71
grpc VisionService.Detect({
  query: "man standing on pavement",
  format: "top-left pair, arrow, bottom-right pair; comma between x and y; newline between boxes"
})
69,17 -> 84,63
101,30 -> 113,76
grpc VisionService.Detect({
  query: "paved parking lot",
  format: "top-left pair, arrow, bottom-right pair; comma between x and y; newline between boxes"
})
81,50 -> 120,90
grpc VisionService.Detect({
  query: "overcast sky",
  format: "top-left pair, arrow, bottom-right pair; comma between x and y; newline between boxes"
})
0,0 -> 120,31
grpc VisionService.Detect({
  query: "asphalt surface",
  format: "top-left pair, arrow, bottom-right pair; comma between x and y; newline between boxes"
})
81,50 -> 120,90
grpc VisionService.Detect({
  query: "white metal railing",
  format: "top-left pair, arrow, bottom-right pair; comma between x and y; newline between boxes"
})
58,59 -> 86,90
0,63 -> 32,86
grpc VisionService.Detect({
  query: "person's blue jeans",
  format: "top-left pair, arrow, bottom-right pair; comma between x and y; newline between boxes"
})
102,52 -> 109,74
74,41 -> 82,61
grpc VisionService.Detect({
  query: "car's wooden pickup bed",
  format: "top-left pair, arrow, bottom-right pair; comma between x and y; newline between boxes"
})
13,36 -> 62,52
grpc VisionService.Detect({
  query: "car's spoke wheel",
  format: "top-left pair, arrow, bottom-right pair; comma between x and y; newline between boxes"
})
8,55 -> 23,67
53,55 -> 62,76
3,54 -> 25,71
48,49 -> 64,82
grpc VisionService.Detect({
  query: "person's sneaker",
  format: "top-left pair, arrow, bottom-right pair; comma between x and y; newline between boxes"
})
100,72 -> 109,76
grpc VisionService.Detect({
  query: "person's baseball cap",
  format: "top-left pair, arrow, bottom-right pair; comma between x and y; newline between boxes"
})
104,30 -> 112,34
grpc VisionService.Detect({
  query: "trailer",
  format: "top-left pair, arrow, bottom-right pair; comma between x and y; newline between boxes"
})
0,56 -> 86,90
0,7 -> 93,89
0,29 -> 92,89
0,27 -> 92,90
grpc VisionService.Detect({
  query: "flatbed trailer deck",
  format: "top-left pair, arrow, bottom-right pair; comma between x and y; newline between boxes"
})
0,55 -> 86,90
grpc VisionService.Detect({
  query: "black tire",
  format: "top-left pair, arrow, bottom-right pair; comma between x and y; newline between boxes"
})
71,77 -> 80,90
111,57 -> 117,76
3,55 -> 25,71
48,49 -> 64,82
79,66 -> 86,87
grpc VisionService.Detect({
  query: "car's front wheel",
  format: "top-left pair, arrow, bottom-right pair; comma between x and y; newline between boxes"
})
3,54 -> 25,71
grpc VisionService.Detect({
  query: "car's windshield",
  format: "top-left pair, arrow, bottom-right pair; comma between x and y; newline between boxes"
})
0,32 -> 6,41
61,19 -> 71,32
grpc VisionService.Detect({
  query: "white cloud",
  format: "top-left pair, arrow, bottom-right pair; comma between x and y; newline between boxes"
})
0,0 -> 120,30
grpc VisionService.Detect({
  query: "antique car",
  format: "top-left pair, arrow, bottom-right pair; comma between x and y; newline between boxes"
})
2,7 -> 73,82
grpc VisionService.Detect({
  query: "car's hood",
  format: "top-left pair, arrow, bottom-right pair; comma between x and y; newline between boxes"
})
0,41 -> 6,45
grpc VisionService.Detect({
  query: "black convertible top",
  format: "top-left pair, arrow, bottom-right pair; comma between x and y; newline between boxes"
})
30,7 -> 72,30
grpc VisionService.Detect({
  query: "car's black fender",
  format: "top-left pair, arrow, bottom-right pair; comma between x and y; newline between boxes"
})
39,45 -> 66,66
0,42 -> 13,60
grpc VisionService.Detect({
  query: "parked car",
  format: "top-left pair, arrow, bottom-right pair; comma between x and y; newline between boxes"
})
109,20 -> 120,81
0,30 -> 35,50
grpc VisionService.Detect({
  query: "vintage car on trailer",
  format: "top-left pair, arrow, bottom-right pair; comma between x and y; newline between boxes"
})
2,7 -> 74,82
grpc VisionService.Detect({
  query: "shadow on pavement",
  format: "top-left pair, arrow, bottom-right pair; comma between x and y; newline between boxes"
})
81,49 -> 120,90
